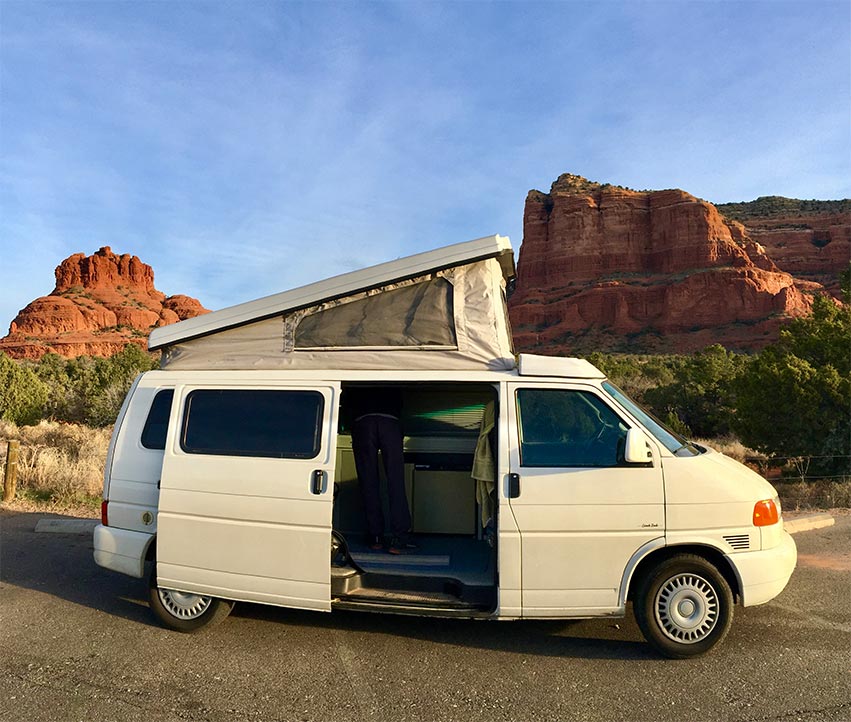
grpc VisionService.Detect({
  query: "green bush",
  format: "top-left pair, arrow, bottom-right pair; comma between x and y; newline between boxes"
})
31,344 -> 159,427
587,295 -> 849,480
735,295 -> 850,476
643,345 -> 744,438
0,353 -> 48,425
585,352 -> 680,403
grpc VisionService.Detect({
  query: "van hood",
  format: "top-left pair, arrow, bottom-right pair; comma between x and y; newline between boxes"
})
662,444 -> 780,507
700,445 -> 778,500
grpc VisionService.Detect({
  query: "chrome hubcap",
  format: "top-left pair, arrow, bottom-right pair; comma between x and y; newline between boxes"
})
655,573 -> 718,644
158,588 -> 212,620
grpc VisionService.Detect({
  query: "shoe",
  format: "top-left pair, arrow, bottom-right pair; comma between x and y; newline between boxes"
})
366,534 -> 384,551
387,535 -> 418,555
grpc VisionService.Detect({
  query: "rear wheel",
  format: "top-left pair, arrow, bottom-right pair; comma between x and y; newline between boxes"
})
634,554 -> 733,659
148,567 -> 234,632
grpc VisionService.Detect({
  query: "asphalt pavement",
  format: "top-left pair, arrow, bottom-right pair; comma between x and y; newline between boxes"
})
1,509 -> 849,722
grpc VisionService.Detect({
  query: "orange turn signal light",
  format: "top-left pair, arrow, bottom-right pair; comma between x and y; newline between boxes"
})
753,498 -> 779,527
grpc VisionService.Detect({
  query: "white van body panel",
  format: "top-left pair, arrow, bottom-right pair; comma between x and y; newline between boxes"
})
506,380 -> 665,617
94,365 -> 796,625
156,381 -> 340,612
101,373 -> 141,500
103,381 -> 172,533
664,450 -> 778,533
495,386 -> 522,618
663,448 -> 780,558
617,537 -> 668,608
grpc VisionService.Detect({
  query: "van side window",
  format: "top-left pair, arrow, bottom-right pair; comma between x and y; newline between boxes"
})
181,390 -> 324,459
294,276 -> 456,349
141,389 -> 174,450
516,389 -> 628,468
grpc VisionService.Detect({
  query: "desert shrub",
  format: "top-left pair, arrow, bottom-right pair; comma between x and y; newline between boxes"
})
735,295 -> 851,476
0,353 -> 49,425
643,345 -> 744,438
33,344 -> 158,426
586,350 -> 743,438
773,480 -> 851,511
586,353 -> 680,403
35,352 -> 87,421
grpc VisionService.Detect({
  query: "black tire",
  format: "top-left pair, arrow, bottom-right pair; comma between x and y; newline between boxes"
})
634,554 -> 733,659
148,567 -> 234,633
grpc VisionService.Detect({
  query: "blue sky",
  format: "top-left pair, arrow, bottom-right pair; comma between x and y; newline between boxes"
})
1,0 -> 849,330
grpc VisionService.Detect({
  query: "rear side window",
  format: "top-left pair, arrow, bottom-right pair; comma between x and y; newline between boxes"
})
181,389 -> 324,459
141,389 -> 174,450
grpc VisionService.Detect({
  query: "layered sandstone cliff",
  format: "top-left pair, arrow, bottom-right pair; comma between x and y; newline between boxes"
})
717,198 -> 850,297
509,175 -> 820,353
0,247 -> 209,359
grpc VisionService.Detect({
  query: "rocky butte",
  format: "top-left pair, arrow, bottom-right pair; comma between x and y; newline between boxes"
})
0,247 -> 209,360
716,197 -> 850,298
508,174 -> 828,354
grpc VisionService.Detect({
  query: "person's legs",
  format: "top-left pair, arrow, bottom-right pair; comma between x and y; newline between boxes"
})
352,417 -> 384,541
377,416 -> 411,537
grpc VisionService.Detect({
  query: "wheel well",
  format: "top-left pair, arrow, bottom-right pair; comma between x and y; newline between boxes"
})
627,545 -> 741,604
144,537 -> 157,563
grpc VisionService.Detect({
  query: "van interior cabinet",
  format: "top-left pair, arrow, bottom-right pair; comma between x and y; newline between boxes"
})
333,437 -> 477,537
411,469 -> 476,535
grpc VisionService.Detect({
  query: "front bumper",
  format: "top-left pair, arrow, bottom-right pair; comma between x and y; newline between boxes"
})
727,530 -> 797,607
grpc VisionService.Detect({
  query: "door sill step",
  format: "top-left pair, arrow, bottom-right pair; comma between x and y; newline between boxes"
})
339,587 -> 471,605
332,596 -> 493,618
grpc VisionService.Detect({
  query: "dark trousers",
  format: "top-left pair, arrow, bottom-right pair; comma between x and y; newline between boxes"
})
351,415 -> 411,537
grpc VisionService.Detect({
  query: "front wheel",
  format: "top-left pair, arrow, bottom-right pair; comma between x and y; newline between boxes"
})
634,554 -> 733,659
148,567 -> 234,633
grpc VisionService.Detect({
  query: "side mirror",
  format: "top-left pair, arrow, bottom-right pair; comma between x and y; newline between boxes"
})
624,428 -> 652,464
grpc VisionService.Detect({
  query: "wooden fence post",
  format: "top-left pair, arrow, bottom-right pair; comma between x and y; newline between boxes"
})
3,440 -> 20,502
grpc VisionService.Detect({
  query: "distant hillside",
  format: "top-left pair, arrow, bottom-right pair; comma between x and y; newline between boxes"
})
717,196 -> 851,221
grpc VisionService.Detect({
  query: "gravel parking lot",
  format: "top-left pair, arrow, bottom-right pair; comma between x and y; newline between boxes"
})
1,509 -> 849,722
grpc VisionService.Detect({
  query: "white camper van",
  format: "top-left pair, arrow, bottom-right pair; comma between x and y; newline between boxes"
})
93,235 -> 796,658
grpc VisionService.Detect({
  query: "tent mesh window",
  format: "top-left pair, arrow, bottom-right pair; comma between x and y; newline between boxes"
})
294,276 -> 457,349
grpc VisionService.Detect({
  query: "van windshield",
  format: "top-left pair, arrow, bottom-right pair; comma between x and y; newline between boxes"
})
601,381 -> 700,457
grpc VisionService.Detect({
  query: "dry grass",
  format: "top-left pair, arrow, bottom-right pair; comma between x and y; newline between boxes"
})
772,480 -> 851,511
693,437 -> 766,464
0,420 -> 110,512
695,436 -> 850,509
1,423 -> 846,515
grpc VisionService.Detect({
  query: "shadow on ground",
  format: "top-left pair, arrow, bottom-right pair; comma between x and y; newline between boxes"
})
0,509 -> 653,661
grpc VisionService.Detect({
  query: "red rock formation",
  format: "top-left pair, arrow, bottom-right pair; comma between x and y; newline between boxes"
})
716,201 -> 850,297
0,247 -> 209,360
510,175 -> 822,354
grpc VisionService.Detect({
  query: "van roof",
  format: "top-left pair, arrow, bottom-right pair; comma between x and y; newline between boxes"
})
149,234 -> 514,351
136,354 -> 606,383
518,354 -> 605,379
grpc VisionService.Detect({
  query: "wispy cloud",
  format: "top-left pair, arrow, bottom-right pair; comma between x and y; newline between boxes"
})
1,1 -> 848,328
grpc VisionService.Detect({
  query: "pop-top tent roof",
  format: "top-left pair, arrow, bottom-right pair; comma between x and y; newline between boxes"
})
151,234 -> 517,371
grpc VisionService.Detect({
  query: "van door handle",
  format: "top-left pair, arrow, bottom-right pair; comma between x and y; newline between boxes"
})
311,469 -> 325,495
508,473 -> 520,499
